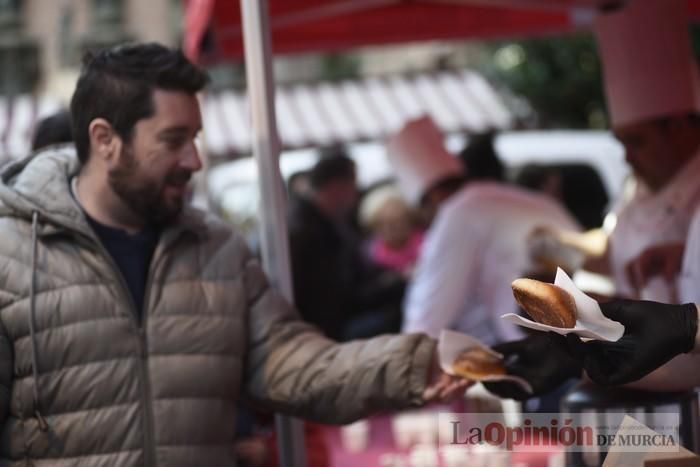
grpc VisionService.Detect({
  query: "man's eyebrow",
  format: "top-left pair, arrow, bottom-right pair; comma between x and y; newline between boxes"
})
156,126 -> 199,138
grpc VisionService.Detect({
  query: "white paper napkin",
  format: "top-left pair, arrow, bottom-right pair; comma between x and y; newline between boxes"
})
438,330 -> 533,394
501,268 -> 624,341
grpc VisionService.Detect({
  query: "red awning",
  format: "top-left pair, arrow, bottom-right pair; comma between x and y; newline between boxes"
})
184,1 -> 572,62
184,0 -> 700,63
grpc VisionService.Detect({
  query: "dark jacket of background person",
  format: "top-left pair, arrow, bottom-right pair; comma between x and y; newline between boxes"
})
31,109 -> 73,152
515,163 -> 609,230
288,195 -> 405,341
0,147 -> 435,466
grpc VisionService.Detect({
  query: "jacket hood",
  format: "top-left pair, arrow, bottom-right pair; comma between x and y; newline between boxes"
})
0,145 -> 88,235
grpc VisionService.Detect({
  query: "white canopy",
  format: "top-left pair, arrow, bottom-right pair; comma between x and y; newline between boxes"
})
202,69 -> 514,156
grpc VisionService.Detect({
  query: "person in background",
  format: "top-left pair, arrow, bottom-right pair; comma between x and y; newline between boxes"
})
288,151 -> 405,341
464,0 -> 700,404
529,0 -> 700,303
359,183 -> 424,277
457,131 -> 505,183
286,169 -> 311,201
516,163 -> 610,231
31,109 -> 73,151
514,164 -> 564,206
593,0 -> 700,306
606,107 -> 700,301
387,116 -> 580,346
0,42 -> 469,466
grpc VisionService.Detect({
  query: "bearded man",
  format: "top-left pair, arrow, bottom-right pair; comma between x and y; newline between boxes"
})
0,43 -> 467,466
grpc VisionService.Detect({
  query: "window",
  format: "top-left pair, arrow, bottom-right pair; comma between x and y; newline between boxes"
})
0,0 -> 39,95
92,0 -> 122,25
81,0 -> 130,54
0,0 -> 21,30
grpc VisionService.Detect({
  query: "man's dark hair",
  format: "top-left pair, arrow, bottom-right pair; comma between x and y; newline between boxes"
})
656,112 -> 700,129
514,163 -> 555,192
32,109 -> 73,151
420,175 -> 467,207
70,42 -> 209,164
309,152 -> 356,190
458,131 -> 505,182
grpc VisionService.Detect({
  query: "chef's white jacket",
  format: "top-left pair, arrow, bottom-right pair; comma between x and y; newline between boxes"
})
402,182 -> 580,345
680,205 -> 700,303
609,153 -> 700,302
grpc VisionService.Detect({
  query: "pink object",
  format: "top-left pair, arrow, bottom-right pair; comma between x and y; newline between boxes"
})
595,0 -> 700,126
369,230 -> 425,275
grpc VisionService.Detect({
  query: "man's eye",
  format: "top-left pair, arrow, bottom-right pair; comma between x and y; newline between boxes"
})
164,138 -> 186,149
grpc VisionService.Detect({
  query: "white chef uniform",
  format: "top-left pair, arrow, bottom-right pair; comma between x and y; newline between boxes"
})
596,0 -> 700,301
609,152 -> 700,301
679,206 -> 700,303
403,182 -> 579,343
386,117 -> 579,344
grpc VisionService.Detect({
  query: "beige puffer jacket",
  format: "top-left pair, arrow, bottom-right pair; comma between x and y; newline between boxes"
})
0,147 -> 435,466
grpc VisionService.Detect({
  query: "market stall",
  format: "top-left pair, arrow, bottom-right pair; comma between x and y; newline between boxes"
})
183,1 -> 700,466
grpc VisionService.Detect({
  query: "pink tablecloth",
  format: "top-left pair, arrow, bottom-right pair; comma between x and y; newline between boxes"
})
324,414 -> 562,467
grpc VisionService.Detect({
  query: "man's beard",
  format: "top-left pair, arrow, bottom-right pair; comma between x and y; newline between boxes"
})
108,147 -> 191,226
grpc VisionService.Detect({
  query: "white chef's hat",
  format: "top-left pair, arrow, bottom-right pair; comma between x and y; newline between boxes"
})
385,116 -> 464,206
595,0 -> 700,127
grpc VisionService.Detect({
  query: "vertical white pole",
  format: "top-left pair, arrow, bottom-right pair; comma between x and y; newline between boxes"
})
239,1 -> 307,466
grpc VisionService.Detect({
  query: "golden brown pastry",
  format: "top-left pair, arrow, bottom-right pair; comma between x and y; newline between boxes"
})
511,278 -> 577,328
452,347 -> 506,380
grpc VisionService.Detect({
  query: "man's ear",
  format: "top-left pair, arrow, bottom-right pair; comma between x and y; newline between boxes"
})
88,118 -> 121,164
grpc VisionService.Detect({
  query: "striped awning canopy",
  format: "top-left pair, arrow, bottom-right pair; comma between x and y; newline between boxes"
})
0,69 -> 513,162
202,69 -> 514,156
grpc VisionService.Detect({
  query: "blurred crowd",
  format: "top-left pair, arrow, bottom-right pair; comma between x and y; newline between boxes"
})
282,129 -> 606,346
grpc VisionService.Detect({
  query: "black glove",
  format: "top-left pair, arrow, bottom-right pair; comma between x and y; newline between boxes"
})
566,300 -> 698,386
483,333 -> 582,401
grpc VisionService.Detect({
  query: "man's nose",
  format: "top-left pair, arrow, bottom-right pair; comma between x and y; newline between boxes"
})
181,142 -> 203,172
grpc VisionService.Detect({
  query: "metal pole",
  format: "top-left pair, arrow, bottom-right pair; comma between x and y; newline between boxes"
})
239,1 -> 307,467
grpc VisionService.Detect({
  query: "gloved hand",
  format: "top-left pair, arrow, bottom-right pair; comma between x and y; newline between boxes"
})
566,300 -> 698,386
482,333 -> 582,401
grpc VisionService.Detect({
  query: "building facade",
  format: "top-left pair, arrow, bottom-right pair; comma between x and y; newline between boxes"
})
4,0 -> 182,101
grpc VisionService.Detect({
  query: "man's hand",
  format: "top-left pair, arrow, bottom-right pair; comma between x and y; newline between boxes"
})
566,300 -> 699,386
482,333 -> 582,401
625,243 -> 685,294
234,437 -> 269,466
422,351 -> 473,403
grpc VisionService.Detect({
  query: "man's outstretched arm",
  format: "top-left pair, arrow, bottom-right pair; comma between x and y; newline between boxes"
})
242,255 -> 469,424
